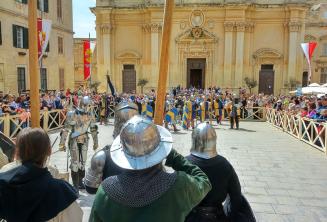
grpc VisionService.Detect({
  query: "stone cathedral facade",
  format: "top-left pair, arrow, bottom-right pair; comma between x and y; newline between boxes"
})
92,0 -> 327,95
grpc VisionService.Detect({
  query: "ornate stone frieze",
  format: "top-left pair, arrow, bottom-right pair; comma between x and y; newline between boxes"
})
245,22 -> 255,33
235,22 -> 246,32
224,21 -> 235,32
142,23 -> 162,33
288,22 -> 302,32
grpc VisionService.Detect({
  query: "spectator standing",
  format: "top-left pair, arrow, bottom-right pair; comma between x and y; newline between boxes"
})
89,116 -> 211,222
0,128 -> 83,222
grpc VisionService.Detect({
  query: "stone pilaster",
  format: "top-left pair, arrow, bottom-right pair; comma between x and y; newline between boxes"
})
235,22 -> 246,88
150,23 -> 162,85
100,24 -> 114,86
224,21 -> 235,87
287,22 -> 301,80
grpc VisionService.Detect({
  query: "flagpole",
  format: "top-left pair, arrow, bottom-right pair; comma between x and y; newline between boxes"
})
28,0 -> 40,128
154,0 -> 174,125
89,32 -> 92,91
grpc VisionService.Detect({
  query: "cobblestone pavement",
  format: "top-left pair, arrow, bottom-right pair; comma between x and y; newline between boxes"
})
49,120 -> 327,222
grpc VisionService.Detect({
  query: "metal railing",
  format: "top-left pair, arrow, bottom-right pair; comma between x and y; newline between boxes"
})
266,109 -> 327,154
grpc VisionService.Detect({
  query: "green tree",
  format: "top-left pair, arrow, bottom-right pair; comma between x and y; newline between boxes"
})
137,78 -> 149,94
244,77 -> 258,94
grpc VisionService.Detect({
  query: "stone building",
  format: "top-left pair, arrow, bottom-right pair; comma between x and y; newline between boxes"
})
73,38 -> 97,89
92,0 -> 327,95
0,0 -> 74,94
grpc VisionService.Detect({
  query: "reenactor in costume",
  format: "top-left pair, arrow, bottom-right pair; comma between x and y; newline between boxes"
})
214,96 -> 224,124
230,98 -> 240,130
164,95 -> 179,132
84,101 -> 139,194
61,95 -> 98,191
185,123 -> 255,222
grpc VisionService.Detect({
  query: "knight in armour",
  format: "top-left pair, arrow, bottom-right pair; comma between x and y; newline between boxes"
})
60,95 -> 98,192
84,101 -> 139,194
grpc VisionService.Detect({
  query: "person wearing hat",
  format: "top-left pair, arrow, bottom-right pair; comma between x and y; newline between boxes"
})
89,115 -> 211,222
185,123 -> 248,222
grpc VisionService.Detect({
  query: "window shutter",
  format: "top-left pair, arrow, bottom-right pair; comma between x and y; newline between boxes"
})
23,27 -> 28,49
44,0 -> 49,13
12,25 -> 17,48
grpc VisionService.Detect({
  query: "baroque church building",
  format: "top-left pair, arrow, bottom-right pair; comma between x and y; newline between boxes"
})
92,0 -> 327,95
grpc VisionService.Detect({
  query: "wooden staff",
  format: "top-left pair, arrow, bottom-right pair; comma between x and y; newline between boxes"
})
28,0 -> 40,127
154,0 -> 174,125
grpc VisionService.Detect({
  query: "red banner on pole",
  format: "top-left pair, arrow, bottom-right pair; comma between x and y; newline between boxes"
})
84,41 -> 91,80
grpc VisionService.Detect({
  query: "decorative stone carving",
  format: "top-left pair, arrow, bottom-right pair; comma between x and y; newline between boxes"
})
190,10 -> 205,27
288,22 -> 302,32
304,34 -> 317,41
180,21 -> 187,30
142,23 -> 162,33
176,27 -> 218,43
224,21 -> 235,32
207,20 -> 215,29
245,22 -> 255,33
235,22 -> 246,32
253,48 -> 283,60
150,23 -> 162,33
100,24 -> 114,34
191,27 -> 204,39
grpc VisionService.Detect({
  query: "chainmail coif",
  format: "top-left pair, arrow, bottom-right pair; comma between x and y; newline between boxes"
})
102,167 -> 177,208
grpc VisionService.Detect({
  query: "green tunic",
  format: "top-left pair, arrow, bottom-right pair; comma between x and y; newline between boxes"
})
89,150 -> 211,222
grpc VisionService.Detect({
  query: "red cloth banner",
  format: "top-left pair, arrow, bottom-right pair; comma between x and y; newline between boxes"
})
37,18 -> 52,61
301,42 -> 317,83
84,41 -> 91,80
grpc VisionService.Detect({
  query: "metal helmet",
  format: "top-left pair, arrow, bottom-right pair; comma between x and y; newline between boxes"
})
110,115 -> 173,170
113,101 -> 138,138
190,122 -> 217,159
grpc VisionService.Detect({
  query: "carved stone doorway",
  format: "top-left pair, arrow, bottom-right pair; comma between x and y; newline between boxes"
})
187,58 -> 205,89
259,64 -> 275,95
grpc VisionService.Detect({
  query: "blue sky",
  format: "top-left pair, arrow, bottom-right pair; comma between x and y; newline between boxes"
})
73,0 -> 96,38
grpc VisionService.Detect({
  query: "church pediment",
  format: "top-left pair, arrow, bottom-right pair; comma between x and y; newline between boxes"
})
176,27 -> 218,44
116,50 -> 142,60
253,48 -> 283,59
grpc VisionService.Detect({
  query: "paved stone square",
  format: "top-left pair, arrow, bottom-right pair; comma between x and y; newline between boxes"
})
49,121 -> 327,222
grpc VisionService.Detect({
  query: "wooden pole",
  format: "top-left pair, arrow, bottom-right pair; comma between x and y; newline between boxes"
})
28,0 -> 40,127
154,0 -> 174,125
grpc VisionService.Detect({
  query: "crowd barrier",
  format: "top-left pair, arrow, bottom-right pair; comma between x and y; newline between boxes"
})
0,106 -> 102,140
266,109 -> 327,154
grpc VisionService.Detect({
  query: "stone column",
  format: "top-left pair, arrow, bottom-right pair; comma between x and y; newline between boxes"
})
224,22 -> 235,88
150,23 -> 162,87
100,24 -> 113,86
288,22 -> 301,81
235,22 -> 246,88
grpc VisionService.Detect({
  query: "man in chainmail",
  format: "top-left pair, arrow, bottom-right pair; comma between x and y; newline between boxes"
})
84,101 -> 139,194
89,115 -> 211,222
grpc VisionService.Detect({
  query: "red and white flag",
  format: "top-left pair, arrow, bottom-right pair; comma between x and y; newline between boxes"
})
37,18 -> 52,61
301,42 -> 317,83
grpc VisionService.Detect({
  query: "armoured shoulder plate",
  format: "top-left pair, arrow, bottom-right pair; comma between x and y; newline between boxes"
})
84,149 -> 107,189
